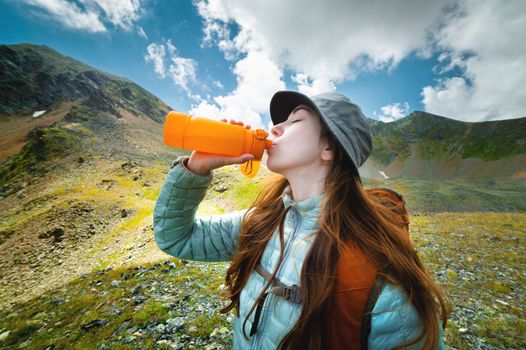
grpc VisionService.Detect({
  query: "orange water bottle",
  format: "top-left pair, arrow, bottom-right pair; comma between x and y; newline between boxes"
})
164,111 -> 273,178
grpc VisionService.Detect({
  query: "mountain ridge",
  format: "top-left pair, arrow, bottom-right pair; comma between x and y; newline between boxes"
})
2,43 -> 525,186
0,43 -> 176,198
363,110 -> 526,182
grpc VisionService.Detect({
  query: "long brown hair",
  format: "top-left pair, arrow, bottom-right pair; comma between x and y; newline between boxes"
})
220,119 -> 450,349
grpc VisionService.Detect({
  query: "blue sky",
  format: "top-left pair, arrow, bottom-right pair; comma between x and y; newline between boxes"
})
1,0 -> 524,129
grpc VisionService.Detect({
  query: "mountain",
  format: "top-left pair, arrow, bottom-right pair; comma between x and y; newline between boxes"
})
0,44 -> 168,120
0,43 -> 184,313
362,111 -> 526,182
0,43 -> 174,198
1,44 -> 525,193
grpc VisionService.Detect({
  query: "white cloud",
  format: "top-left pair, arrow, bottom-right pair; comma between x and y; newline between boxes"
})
421,0 -> 526,121
291,74 -> 335,96
166,39 -> 176,55
93,0 -> 142,31
145,40 -> 198,95
192,0 -> 453,128
195,0 -> 525,123
168,56 -> 198,93
196,0 -> 450,85
213,80 -> 224,89
374,102 -> 411,123
145,43 -> 166,78
21,0 -> 106,32
421,77 -> 478,119
189,51 -> 285,129
137,26 -> 148,40
20,0 -> 143,33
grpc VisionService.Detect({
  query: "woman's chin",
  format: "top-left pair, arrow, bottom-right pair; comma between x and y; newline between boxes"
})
266,162 -> 287,176
265,160 -> 280,174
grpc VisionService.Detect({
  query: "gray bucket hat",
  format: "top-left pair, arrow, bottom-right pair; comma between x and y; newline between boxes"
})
269,90 -> 373,170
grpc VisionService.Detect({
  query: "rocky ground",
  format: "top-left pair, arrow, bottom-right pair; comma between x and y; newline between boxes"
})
0,158 -> 524,349
0,155 -> 260,310
0,259 -> 234,349
412,212 -> 525,349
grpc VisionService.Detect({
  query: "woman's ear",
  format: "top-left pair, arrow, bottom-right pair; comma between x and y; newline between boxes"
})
321,145 -> 333,162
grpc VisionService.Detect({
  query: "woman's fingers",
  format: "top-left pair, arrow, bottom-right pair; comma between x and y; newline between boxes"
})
219,153 -> 254,165
216,153 -> 255,166
232,153 -> 255,164
189,151 -> 255,173
220,118 -> 252,129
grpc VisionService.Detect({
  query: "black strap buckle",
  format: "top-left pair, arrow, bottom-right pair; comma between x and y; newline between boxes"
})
282,284 -> 302,304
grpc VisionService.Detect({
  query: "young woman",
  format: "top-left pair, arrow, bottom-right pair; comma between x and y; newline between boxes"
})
154,90 -> 449,349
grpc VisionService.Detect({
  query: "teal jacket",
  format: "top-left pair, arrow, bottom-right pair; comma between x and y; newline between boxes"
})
153,156 -> 446,349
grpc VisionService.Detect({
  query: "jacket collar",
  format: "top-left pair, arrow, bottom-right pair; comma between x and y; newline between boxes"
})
281,185 -> 324,221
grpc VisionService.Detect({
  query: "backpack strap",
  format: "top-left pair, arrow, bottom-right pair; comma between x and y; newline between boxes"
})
249,265 -> 302,336
360,274 -> 386,350
255,264 -> 302,304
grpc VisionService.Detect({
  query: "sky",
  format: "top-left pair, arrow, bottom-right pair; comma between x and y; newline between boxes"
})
1,0 -> 525,130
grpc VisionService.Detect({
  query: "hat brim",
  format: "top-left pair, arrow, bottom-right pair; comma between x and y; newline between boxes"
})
269,90 -> 368,178
270,91 -> 323,125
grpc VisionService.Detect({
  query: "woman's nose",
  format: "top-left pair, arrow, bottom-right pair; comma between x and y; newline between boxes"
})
270,124 -> 281,137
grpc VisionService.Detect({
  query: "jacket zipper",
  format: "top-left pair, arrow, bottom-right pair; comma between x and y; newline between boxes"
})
251,204 -> 302,349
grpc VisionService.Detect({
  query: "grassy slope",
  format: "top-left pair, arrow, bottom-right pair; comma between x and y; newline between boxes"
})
0,156 -> 255,310
362,177 -> 526,213
412,212 -> 525,349
369,113 -> 526,182
2,212 -> 524,349
0,161 -> 525,349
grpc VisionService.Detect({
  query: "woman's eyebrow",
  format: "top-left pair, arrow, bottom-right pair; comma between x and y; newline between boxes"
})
289,106 -> 312,118
292,106 -> 306,114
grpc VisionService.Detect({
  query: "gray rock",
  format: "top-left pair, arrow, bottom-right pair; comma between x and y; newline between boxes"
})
156,339 -> 181,349
81,319 -> 108,331
0,330 -> 11,341
110,280 -> 123,287
154,324 -> 166,333
213,184 -> 229,193
167,317 -> 185,328
132,295 -> 147,305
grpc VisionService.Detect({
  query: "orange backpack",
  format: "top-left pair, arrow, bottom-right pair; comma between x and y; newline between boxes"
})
366,187 -> 410,235
327,187 -> 410,349
253,187 -> 410,349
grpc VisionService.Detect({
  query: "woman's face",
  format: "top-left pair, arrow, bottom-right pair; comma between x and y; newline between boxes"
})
266,104 -> 329,174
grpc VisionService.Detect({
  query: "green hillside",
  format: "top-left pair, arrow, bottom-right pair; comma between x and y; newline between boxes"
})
371,112 -> 526,165
0,44 -> 173,199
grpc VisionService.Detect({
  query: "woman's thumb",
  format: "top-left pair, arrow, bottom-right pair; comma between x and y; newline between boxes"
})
234,154 -> 255,164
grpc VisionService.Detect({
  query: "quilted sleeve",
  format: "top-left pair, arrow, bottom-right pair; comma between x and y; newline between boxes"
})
153,156 -> 247,262
368,283 -> 447,350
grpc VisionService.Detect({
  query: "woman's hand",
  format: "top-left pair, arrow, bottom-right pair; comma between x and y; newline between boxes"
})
186,119 -> 254,176
220,118 -> 252,129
